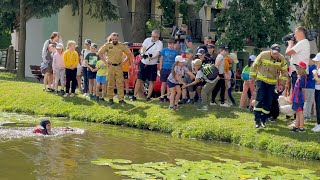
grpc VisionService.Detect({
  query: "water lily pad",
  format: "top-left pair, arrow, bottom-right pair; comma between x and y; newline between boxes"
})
91,158 -> 132,166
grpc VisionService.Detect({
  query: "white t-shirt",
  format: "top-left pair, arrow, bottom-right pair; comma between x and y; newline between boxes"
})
141,37 -> 163,65
290,39 -> 310,74
215,54 -> 225,74
81,49 -> 91,67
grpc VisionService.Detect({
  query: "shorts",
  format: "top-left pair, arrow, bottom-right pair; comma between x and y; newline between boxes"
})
96,75 -> 107,85
184,77 -> 195,92
292,102 -> 304,112
197,81 -> 206,87
167,80 -> 178,88
87,71 -> 96,79
160,69 -> 171,82
77,64 -> 82,76
137,61 -> 157,81
123,72 -> 129,79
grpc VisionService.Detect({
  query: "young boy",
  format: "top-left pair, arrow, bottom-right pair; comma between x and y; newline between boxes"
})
182,48 -> 195,103
93,58 -> 107,102
85,43 -> 100,100
81,39 -> 92,97
159,38 -> 179,102
304,54 -> 317,120
122,49 -> 134,99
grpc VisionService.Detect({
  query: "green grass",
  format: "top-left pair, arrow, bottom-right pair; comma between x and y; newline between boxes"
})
1,72 -> 320,160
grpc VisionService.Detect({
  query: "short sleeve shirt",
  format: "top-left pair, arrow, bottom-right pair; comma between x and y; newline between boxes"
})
85,53 -> 100,71
292,75 -> 307,104
215,54 -> 225,74
81,49 -> 91,67
96,60 -> 107,76
290,39 -> 310,74
167,66 -> 189,84
141,38 -> 163,65
306,64 -> 316,88
161,48 -> 179,69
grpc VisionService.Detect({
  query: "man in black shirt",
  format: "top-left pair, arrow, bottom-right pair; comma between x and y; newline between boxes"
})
196,36 -> 213,54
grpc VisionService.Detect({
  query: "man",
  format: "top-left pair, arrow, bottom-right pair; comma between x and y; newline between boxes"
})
206,44 -> 217,63
98,32 -> 132,105
131,30 -> 163,101
197,36 -> 213,54
174,24 -> 193,54
250,44 -> 288,128
210,45 -> 230,107
285,26 -> 310,91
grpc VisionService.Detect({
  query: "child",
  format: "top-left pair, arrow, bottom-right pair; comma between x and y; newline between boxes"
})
311,53 -> 320,132
167,56 -> 195,109
239,55 -> 256,108
182,48 -> 195,103
85,43 -> 100,100
122,48 -> 135,99
52,43 -> 65,95
290,61 -> 307,132
81,39 -> 92,97
63,40 -> 79,97
304,54 -> 317,120
184,59 -> 219,110
93,59 -> 107,102
227,67 -> 236,106
159,38 -> 179,102
224,53 -> 238,106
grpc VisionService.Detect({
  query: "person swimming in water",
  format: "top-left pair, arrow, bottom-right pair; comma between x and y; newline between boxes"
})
33,120 -> 53,135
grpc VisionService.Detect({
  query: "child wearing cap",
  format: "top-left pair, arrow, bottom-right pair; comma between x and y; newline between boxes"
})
52,43 -> 65,95
85,43 -> 100,100
182,48 -> 195,104
92,59 -> 107,102
290,61 -> 307,132
159,38 -> 179,102
63,40 -> 79,97
81,39 -> 92,97
167,56 -> 195,109
311,53 -> 320,132
184,59 -> 220,110
239,55 -> 256,109
304,54 -> 317,120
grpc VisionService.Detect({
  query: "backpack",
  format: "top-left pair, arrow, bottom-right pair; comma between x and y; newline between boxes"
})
201,64 -> 219,80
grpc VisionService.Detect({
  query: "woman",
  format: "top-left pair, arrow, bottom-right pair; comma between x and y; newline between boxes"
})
41,32 -> 61,91
33,120 -> 52,135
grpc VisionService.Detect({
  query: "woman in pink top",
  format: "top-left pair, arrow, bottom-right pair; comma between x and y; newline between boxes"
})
52,43 -> 65,95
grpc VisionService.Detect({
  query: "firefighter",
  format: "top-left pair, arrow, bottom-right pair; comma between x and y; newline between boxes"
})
250,44 -> 289,128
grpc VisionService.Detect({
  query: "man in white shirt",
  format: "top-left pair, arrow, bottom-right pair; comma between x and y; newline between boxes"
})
285,26 -> 310,89
132,30 -> 163,101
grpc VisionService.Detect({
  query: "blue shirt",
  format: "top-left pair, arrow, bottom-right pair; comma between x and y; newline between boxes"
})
292,75 -> 306,104
161,48 -> 179,69
306,64 -> 317,89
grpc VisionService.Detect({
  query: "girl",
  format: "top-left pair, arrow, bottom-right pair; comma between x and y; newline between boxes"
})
63,41 -> 79,97
52,43 -> 65,95
167,56 -> 195,109
312,53 -> 320,132
239,55 -> 256,108
290,61 -> 307,132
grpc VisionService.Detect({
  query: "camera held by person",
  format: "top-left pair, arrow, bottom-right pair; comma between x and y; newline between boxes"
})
282,29 -> 319,45
141,53 -> 153,60
170,26 -> 187,43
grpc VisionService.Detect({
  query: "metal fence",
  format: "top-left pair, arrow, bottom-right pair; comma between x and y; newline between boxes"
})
0,48 -> 19,70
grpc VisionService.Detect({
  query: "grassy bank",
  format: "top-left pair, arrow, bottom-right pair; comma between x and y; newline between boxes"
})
1,72 -> 320,160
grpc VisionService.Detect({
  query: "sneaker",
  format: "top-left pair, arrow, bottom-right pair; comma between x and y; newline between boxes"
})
299,128 -> 306,132
108,99 -> 114,105
255,121 -> 261,128
131,96 -> 137,101
197,105 -> 208,111
220,103 -> 230,107
268,118 -> 276,123
119,100 -> 127,104
70,93 -> 75,97
187,99 -> 194,104
100,97 -> 105,101
55,91 -> 59,96
210,102 -> 218,106
125,94 -> 130,99
249,106 -> 254,113
60,90 -> 65,96
175,105 -> 182,109
311,125 -> 320,132
165,97 -> 170,102
146,97 -> 151,102
47,88 -> 54,92
261,121 -> 266,128
169,106 -> 175,110
159,98 -> 165,102
63,93 -> 69,97
83,93 -> 88,97
178,100 -> 184,105
290,127 -> 299,133
95,96 -> 100,102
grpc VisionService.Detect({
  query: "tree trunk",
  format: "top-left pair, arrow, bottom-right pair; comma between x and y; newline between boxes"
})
78,0 -> 83,46
131,0 -> 150,42
117,0 -> 133,42
18,0 -> 26,79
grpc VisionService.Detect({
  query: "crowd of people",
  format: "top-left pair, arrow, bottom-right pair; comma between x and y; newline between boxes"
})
39,25 -> 320,132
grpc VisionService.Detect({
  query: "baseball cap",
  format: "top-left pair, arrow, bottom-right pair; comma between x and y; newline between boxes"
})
207,44 -> 215,48
185,48 -> 193,54
270,44 -> 281,53
249,55 -> 256,62
56,43 -> 64,49
229,53 -> 239,63
85,39 -> 92,45
175,55 -> 186,63
294,61 -> 307,69
192,59 -> 202,66
91,43 -> 98,49
312,53 -> 320,62
196,48 -> 206,55
219,44 -> 230,51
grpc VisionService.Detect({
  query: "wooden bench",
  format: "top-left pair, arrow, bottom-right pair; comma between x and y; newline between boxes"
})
30,65 -> 43,82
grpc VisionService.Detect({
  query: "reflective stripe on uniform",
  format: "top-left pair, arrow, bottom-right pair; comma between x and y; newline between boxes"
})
254,107 -> 270,114
261,59 -> 282,66
256,74 -> 277,84
279,76 -> 288,81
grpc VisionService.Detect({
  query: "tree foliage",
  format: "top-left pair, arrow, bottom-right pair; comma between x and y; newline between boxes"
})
216,0 -> 300,53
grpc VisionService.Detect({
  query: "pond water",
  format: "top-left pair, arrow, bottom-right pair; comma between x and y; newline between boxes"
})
0,112 -> 319,179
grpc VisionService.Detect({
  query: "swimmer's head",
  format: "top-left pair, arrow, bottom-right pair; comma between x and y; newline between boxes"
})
40,120 -> 51,134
